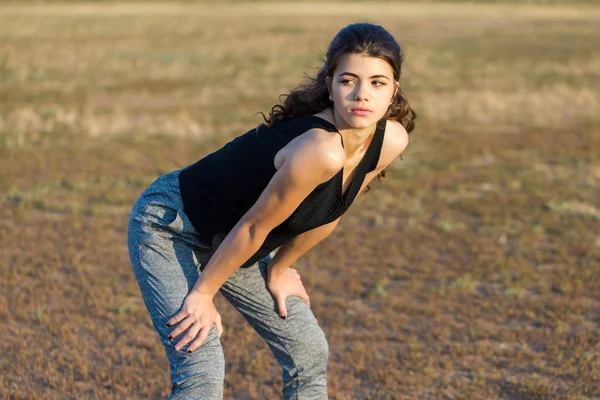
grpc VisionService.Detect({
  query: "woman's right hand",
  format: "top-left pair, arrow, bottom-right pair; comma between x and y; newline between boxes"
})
267,266 -> 311,319
166,291 -> 223,353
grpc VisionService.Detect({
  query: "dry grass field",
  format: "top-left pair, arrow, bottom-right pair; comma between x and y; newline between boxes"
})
1,1 -> 599,399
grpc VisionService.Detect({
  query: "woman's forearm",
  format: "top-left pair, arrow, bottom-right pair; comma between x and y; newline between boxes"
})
191,216 -> 340,296
268,218 -> 340,276
191,222 -> 267,297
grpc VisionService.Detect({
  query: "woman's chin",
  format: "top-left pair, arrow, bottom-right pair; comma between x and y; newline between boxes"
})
341,115 -> 379,130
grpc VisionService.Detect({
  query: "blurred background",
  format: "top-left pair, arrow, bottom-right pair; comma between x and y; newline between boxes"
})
1,1 -> 598,399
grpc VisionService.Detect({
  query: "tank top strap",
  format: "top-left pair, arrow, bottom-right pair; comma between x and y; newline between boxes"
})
306,115 -> 344,148
367,119 -> 386,173
342,119 -> 387,208
307,115 -> 386,173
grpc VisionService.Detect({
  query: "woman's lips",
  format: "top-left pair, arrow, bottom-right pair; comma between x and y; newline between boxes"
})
351,108 -> 372,116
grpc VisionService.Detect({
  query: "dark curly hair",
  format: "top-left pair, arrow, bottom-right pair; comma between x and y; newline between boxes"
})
260,22 -> 416,134
259,23 -> 416,187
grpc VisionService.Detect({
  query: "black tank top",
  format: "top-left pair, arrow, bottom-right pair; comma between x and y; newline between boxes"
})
178,115 -> 386,268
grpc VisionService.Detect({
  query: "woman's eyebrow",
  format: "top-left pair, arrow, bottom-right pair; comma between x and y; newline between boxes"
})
337,72 -> 391,80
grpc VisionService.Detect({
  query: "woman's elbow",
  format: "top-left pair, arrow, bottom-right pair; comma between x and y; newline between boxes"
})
236,219 -> 270,246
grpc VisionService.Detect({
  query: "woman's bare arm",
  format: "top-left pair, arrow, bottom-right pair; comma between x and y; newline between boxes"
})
268,120 -> 410,276
190,129 -> 345,298
267,217 -> 341,275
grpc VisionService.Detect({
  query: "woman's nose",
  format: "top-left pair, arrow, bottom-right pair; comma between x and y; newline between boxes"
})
353,82 -> 370,101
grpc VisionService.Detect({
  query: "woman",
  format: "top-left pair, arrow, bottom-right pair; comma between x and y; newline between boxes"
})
128,22 -> 416,399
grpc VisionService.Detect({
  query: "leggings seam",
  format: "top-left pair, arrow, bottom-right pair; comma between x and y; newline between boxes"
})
261,312 -> 301,399
254,261 -> 301,399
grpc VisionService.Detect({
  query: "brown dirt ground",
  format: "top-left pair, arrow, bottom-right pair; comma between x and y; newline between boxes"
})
1,2 -> 599,399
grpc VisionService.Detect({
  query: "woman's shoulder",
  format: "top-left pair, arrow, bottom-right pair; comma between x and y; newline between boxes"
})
291,126 -> 345,162
272,113 -> 344,157
383,119 -> 409,150
377,119 -> 409,168
274,119 -> 345,174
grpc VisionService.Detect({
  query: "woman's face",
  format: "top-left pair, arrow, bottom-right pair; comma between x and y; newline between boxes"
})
327,53 -> 397,131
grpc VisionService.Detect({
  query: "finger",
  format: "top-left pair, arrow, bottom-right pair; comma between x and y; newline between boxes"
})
188,324 -> 212,353
215,313 -> 224,337
166,310 -> 188,328
276,295 -> 288,319
300,292 -> 311,308
168,317 -> 194,342
175,321 -> 201,352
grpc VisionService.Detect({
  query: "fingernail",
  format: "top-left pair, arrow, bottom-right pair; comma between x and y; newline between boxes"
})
165,323 -> 170,327
168,336 -> 173,341
187,349 -> 193,353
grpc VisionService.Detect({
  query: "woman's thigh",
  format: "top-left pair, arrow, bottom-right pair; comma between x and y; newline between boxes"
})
220,257 -> 329,398
127,175 -> 224,399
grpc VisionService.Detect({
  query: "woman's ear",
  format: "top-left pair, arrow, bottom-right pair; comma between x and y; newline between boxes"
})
392,81 -> 399,100
325,76 -> 333,101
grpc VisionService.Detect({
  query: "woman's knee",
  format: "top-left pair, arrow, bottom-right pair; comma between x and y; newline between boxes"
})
302,326 -> 329,371
282,298 -> 329,374
285,324 -> 329,379
281,326 -> 329,398
169,362 -> 224,400
166,331 -> 225,399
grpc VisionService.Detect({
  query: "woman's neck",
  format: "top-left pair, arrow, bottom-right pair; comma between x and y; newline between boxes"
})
329,109 -> 376,159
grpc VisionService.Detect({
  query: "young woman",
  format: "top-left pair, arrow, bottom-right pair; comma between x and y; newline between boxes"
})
127,22 -> 416,399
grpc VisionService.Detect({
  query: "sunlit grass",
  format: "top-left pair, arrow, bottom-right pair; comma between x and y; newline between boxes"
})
1,2 -> 599,143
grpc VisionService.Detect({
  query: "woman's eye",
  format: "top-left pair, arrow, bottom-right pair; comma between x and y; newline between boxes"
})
372,81 -> 386,86
340,79 -> 355,85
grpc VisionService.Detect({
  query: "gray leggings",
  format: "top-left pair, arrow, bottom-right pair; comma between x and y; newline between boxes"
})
127,170 -> 329,399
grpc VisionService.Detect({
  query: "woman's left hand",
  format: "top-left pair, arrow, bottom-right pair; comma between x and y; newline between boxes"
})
266,266 -> 311,319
